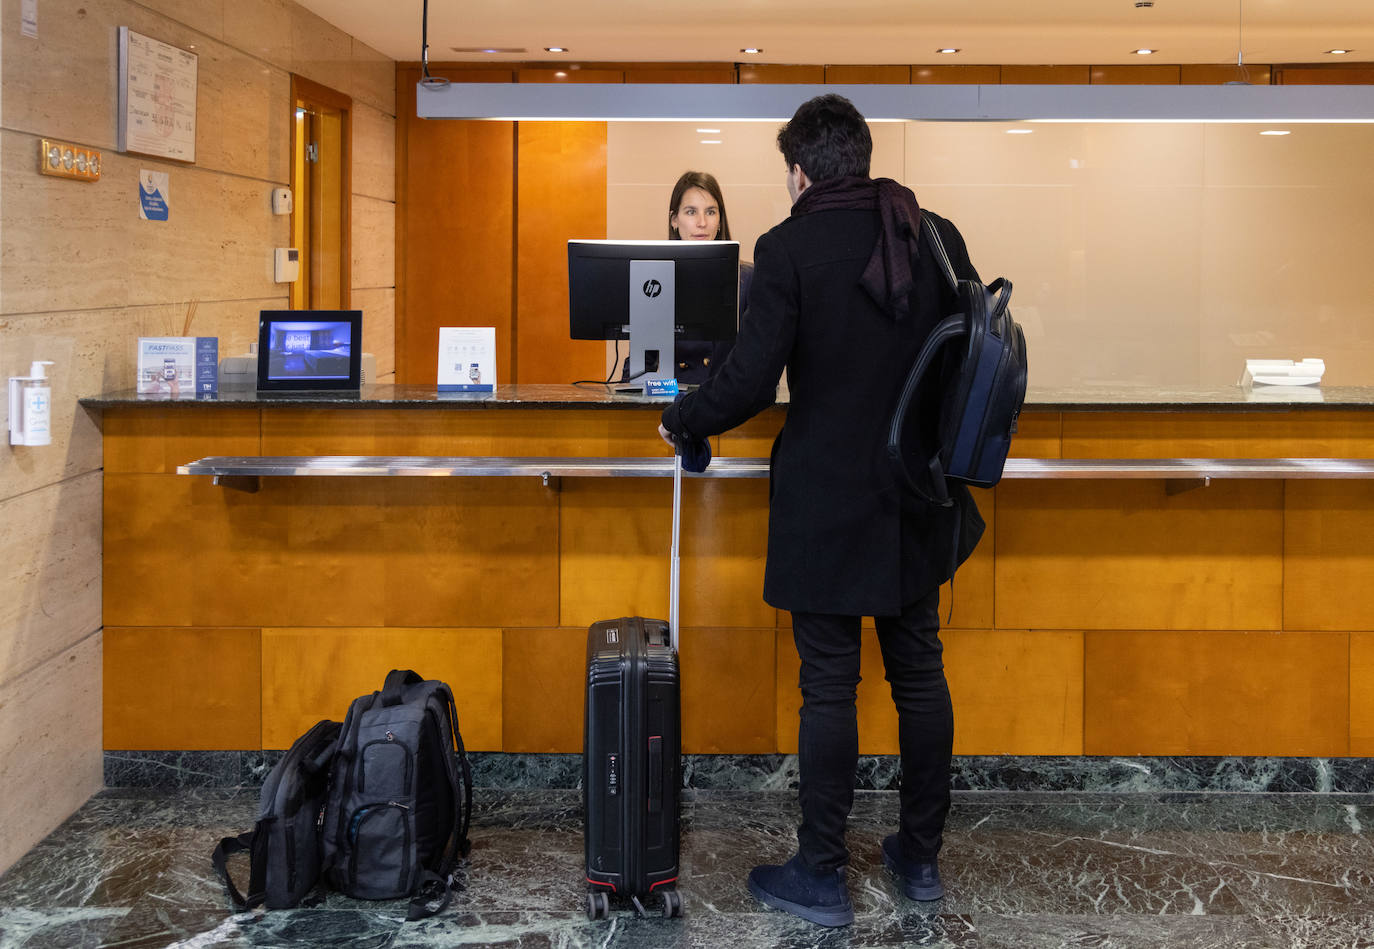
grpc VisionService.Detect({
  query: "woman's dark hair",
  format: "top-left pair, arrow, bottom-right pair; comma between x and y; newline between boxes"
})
667,170 -> 731,241
776,94 -> 872,183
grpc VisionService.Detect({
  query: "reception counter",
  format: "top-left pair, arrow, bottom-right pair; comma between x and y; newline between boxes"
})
82,384 -> 1374,760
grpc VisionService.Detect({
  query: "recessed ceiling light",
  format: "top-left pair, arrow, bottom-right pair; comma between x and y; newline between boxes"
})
700,140 -> 722,145
1260,130 -> 1291,136
544,47 -> 567,53
696,128 -> 720,133
1006,129 -> 1034,134
1326,49 -> 1352,55
936,48 -> 960,54
1132,48 -> 1156,55
741,48 -> 763,54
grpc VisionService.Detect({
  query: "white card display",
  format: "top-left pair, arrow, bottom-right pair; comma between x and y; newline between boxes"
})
437,327 -> 496,392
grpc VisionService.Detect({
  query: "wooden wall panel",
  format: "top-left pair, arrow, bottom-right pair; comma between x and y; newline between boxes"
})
623,67 -> 735,83
1181,64 -> 1271,85
247,479 -> 391,627
396,67 -> 515,385
502,627 -> 586,752
518,68 -> 624,83
1009,411 -> 1061,458
912,65 -> 1001,84
380,479 -> 560,627
1083,630 -> 1349,756
945,628 -> 1084,755
1284,481 -> 1374,631
1001,65 -> 1091,84
516,122 -> 609,384
104,627 -> 261,750
1061,410 -> 1374,459
259,406 -> 666,457
560,479 -> 775,630
1273,65 -> 1374,84
716,407 -> 785,456
740,65 -> 824,83
261,627 -> 503,750
825,65 -> 911,84
943,486 -> 995,629
681,627 -> 776,753
1090,65 -> 1181,84
103,407 -> 260,474
104,475 -> 198,626
996,480 -> 1284,631
1350,633 -> 1374,756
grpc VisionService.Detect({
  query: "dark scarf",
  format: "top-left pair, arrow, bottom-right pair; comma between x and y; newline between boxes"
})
790,176 -> 922,321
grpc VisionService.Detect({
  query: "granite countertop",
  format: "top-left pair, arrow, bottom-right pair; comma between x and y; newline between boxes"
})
79,382 -> 1374,411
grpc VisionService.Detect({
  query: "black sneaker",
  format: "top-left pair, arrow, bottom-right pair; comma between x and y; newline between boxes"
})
747,855 -> 855,927
881,834 -> 944,901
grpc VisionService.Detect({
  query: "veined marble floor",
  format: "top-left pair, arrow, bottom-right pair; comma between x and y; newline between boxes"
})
1,788 -> 1373,948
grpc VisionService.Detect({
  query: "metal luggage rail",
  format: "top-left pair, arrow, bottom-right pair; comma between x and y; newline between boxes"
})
176,455 -> 1374,493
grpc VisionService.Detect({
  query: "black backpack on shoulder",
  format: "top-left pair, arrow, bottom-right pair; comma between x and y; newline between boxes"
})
211,718 -> 342,910
888,214 -> 1028,507
322,669 -> 474,920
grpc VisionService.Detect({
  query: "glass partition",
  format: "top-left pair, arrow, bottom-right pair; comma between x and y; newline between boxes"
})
609,120 -> 1374,387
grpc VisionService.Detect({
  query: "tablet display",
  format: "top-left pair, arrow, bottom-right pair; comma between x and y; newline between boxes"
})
256,309 -> 362,391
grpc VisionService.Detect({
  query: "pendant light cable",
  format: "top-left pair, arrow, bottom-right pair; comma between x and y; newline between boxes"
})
420,0 -> 450,88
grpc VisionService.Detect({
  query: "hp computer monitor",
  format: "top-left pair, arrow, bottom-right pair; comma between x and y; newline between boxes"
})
568,239 -> 739,385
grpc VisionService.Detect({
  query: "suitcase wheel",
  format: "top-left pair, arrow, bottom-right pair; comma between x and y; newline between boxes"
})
586,890 -> 610,921
661,888 -> 684,918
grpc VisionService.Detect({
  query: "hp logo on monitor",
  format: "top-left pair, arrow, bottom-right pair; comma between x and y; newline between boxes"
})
641,279 -> 662,298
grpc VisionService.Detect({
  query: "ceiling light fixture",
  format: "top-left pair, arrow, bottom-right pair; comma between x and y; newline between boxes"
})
937,48 -> 960,54
1326,49 -> 1352,55
1133,48 -> 1156,55
1006,128 -> 1034,134
696,128 -> 720,133
700,139 -> 722,144
1260,129 -> 1291,135
544,47 -> 567,53
741,48 -> 763,54
416,83 -> 1374,123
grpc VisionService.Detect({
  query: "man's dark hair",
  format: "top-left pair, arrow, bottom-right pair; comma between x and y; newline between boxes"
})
776,94 -> 872,183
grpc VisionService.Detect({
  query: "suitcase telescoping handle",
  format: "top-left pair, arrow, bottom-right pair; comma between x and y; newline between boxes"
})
668,450 -> 682,652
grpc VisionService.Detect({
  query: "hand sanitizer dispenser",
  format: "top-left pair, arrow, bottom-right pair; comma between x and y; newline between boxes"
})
9,360 -> 55,446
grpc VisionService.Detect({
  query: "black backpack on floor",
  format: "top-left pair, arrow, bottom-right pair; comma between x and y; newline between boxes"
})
321,669 -> 474,920
212,718 -> 342,910
888,214 -> 1028,507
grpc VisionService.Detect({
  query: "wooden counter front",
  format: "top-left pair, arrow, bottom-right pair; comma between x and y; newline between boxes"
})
89,386 -> 1374,757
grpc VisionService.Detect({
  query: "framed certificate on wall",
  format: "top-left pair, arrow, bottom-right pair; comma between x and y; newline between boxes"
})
117,27 -> 198,163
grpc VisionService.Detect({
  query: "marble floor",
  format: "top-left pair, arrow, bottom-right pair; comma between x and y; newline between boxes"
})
2,788 -> 1373,948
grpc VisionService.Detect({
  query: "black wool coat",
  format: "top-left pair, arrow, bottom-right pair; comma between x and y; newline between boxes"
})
661,205 -> 986,616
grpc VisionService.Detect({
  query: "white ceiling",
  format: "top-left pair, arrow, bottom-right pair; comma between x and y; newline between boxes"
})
297,0 -> 1373,67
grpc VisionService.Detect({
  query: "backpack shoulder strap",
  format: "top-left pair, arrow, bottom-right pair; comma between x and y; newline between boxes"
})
887,313 -> 966,507
920,214 -> 959,293
211,832 -> 260,911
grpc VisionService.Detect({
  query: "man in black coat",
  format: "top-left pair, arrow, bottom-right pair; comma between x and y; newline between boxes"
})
659,94 -> 985,926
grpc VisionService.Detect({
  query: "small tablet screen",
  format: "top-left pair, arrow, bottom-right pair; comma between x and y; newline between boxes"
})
256,310 -> 362,391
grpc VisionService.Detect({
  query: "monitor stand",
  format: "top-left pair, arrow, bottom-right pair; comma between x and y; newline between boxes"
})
625,259 -> 675,389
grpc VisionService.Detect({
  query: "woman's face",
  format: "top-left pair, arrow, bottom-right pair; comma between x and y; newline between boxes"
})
671,186 -> 720,241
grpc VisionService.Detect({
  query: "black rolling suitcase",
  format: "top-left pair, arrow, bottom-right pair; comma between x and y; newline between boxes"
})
583,454 -> 685,921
